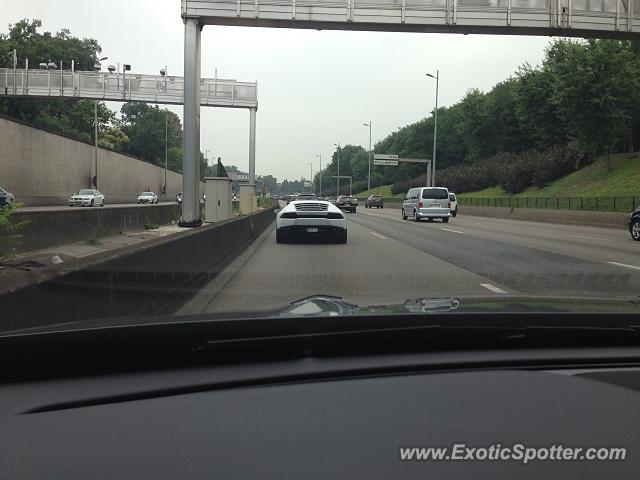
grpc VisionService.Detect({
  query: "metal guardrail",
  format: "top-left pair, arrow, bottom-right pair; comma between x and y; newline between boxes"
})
460,196 -> 639,212
185,0 -> 640,39
0,68 -> 258,108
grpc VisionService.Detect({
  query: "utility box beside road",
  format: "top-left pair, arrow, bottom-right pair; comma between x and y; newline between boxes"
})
204,177 -> 233,223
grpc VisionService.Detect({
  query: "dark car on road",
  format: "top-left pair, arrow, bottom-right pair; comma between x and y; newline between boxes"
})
365,195 -> 384,209
630,206 -> 640,241
337,195 -> 358,213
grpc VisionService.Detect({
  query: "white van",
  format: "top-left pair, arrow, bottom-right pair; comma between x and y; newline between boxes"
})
402,187 -> 451,223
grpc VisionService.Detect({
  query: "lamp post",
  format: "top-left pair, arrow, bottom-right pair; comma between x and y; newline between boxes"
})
363,122 -> 372,193
93,56 -> 109,189
164,112 -> 168,195
308,162 -> 314,193
426,70 -> 439,187
334,143 -> 341,196
316,154 -> 322,197
161,67 -> 169,195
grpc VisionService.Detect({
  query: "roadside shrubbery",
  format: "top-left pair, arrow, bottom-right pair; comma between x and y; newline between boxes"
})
0,204 -> 29,262
391,144 -> 587,195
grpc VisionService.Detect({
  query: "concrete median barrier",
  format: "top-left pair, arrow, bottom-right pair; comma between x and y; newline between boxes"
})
11,204 -> 182,253
1,208 -> 277,331
459,205 -> 629,229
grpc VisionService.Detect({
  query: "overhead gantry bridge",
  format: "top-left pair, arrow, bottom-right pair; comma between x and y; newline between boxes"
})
0,66 -> 258,227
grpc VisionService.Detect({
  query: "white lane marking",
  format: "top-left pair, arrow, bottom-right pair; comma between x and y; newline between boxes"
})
608,262 -> 640,271
393,218 -> 404,222
370,231 -> 389,240
480,283 -> 508,294
567,234 -> 606,241
441,228 -> 464,234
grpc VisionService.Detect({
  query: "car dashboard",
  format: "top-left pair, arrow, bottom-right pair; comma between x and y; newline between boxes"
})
2,343 -> 640,479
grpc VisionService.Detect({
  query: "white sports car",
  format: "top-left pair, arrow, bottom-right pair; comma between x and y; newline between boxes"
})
276,200 -> 347,244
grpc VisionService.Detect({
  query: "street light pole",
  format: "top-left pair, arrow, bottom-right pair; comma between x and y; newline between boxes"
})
94,100 -> 98,189
164,112 -> 168,195
308,162 -> 314,193
92,56 -> 108,190
427,70 -> 439,187
316,154 -> 322,197
363,122 -> 372,193
334,143 -> 341,196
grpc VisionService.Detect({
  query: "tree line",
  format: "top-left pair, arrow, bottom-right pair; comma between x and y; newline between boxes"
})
317,38 -> 640,196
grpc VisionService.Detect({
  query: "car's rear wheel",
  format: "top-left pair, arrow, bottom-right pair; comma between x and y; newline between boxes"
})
413,210 -> 419,222
338,230 -> 347,244
101,199 -> 105,207
90,199 -> 94,207
402,209 -> 407,220
276,230 -> 286,244
631,219 -> 640,241
442,217 -> 449,223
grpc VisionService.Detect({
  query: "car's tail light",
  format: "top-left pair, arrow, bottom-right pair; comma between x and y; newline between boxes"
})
418,202 -> 423,208
448,202 -> 452,208
280,212 -> 297,218
327,212 -> 344,219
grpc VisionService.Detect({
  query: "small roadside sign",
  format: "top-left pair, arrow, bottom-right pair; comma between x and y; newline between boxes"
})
374,159 -> 399,166
374,154 -> 399,160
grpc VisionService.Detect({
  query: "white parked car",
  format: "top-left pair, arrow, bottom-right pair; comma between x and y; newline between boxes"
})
68,189 -> 105,207
276,199 -> 347,243
137,192 -> 159,204
0,186 -> 15,208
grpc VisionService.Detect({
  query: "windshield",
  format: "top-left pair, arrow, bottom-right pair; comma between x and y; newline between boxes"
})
2,6 -> 640,338
422,188 -> 448,200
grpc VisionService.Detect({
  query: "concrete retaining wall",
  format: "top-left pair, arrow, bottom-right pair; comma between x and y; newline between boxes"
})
12,204 -> 182,253
459,205 -> 629,229
0,116 -> 203,206
1,207 -> 277,331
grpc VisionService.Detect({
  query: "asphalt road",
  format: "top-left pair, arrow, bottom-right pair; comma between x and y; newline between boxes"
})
180,207 -> 640,315
20,202 -> 178,212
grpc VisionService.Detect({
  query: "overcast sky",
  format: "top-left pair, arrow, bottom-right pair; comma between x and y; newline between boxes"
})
3,1 -> 550,181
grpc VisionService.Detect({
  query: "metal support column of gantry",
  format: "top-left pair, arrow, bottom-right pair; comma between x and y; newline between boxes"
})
249,107 -> 257,209
181,18 -> 259,225
181,17 -> 203,227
